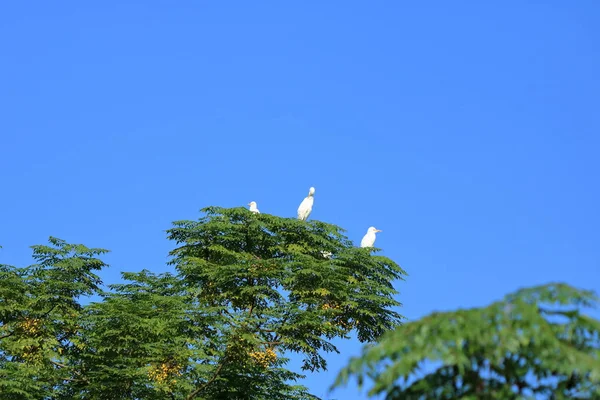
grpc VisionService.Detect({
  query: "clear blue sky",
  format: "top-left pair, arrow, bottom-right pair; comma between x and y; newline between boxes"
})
1,1 -> 599,398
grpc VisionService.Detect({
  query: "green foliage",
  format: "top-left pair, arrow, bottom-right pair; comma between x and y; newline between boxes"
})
0,207 -> 406,399
0,237 -> 107,399
168,207 -> 405,370
333,283 -> 600,399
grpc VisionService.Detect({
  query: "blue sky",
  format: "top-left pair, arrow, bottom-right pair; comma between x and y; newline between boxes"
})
1,1 -> 599,398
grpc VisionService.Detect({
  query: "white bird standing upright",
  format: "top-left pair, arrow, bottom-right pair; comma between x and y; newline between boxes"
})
360,226 -> 382,248
248,201 -> 260,214
297,187 -> 315,221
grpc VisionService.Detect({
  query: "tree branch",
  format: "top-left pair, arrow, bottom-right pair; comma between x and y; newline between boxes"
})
0,331 -> 14,340
50,360 -> 69,369
50,359 -> 89,383
248,299 -> 254,317
41,303 -> 59,319
186,362 -> 224,400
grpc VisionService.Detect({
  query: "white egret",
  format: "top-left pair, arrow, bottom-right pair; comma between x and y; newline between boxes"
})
320,251 -> 333,259
360,226 -> 382,248
248,201 -> 260,214
297,187 -> 315,221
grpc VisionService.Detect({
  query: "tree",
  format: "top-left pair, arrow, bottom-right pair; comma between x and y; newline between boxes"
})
0,206 -> 406,399
0,237 -> 106,399
333,283 -> 600,399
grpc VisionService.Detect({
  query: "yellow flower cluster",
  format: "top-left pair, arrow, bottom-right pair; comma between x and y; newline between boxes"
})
20,318 -> 42,335
249,348 -> 277,368
22,345 -> 42,364
335,319 -> 358,330
148,362 -> 182,385
321,303 -> 340,311
319,303 -> 359,331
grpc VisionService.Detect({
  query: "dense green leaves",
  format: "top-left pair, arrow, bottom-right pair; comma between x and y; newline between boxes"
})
0,207 -> 405,399
0,238 -> 107,399
167,207 -> 405,374
333,283 -> 600,399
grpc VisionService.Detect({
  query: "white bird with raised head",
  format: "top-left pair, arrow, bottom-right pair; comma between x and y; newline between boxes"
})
248,201 -> 260,214
360,226 -> 382,248
297,187 -> 315,221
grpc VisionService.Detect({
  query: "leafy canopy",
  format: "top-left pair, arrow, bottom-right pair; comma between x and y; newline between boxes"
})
0,206 -> 406,399
333,283 -> 600,399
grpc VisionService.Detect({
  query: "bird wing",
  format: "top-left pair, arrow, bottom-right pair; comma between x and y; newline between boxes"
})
360,233 -> 373,247
297,196 -> 313,220
297,197 -> 307,213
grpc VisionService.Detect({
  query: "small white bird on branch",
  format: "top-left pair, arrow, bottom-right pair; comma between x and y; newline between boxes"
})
297,187 -> 315,221
320,251 -> 333,259
360,227 -> 382,248
248,201 -> 260,214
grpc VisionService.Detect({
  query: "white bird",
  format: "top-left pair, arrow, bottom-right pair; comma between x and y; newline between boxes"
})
360,226 -> 382,248
248,201 -> 260,214
297,187 -> 315,221
320,251 -> 333,259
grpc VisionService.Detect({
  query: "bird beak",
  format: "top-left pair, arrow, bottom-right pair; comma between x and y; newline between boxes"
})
248,203 -> 251,206
376,229 -> 382,232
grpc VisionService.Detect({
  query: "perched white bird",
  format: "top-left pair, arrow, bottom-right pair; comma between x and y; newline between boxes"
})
297,187 -> 315,221
360,226 -> 382,248
320,251 -> 333,259
248,201 -> 260,214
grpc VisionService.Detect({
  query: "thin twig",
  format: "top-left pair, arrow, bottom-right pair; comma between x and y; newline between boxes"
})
50,360 -> 69,369
50,360 -> 89,382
